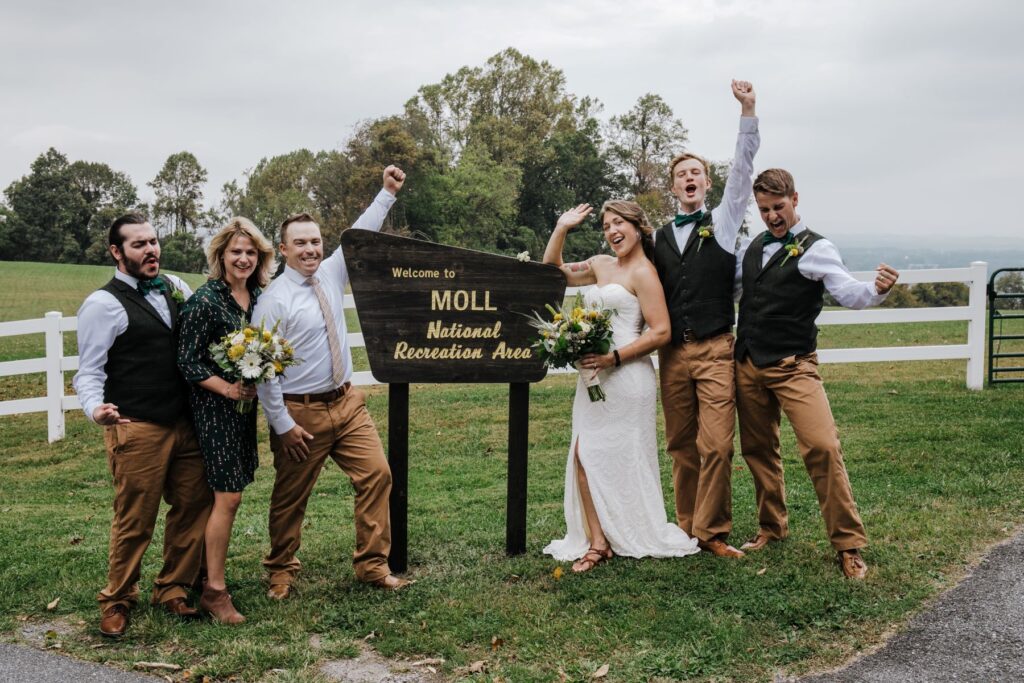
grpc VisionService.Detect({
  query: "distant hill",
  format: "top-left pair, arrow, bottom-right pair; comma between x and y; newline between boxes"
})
835,246 -> 1024,275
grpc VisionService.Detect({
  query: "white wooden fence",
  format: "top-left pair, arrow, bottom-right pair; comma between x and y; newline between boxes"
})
0,262 -> 988,443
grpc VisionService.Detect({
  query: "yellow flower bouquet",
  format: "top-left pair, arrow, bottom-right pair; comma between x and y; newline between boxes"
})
529,292 -> 614,401
209,319 -> 300,413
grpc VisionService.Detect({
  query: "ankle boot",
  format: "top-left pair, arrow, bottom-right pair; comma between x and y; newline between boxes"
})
200,585 -> 246,624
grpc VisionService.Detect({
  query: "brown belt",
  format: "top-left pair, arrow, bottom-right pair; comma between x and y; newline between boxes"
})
283,382 -> 351,404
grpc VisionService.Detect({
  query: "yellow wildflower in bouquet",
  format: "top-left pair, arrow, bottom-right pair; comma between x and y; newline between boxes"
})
209,319 -> 299,413
530,292 -> 614,401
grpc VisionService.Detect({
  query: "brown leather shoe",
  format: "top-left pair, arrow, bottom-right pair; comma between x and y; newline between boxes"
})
161,597 -> 201,620
200,586 -> 245,625
740,532 -> 775,552
699,538 -> 746,558
370,575 -> 414,591
266,583 -> 291,601
838,549 -> 868,580
99,604 -> 129,638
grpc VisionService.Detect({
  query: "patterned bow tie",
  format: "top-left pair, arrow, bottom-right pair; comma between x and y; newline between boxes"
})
762,231 -> 793,246
137,276 -> 167,296
674,210 -> 705,227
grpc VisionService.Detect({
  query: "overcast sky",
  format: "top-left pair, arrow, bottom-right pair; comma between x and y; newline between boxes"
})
1,0 -> 1021,246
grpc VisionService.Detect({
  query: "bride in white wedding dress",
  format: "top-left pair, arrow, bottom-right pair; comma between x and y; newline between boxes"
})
542,201 -> 700,572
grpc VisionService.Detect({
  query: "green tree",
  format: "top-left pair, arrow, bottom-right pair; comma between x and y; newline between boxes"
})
159,232 -> 206,273
995,271 -> 1024,310
2,148 -> 138,263
150,151 -> 208,234
608,94 -> 689,208
222,149 -> 319,241
913,282 -> 969,307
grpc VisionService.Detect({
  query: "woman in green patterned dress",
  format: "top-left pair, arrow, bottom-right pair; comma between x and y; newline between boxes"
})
178,217 -> 275,624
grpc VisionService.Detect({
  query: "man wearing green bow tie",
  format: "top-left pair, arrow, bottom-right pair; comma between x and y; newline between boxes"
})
73,213 -> 211,637
652,80 -> 759,559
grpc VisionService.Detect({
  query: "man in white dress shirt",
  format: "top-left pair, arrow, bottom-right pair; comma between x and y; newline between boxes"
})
253,165 -> 409,595
73,213 -> 211,637
733,168 -> 900,579
653,80 -> 759,559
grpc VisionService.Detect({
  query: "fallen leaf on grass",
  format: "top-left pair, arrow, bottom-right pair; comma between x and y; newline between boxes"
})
552,566 -> 563,580
409,658 -> 444,666
592,663 -> 609,678
469,660 -> 486,673
69,535 -> 83,545
46,597 -> 60,610
557,668 -> 569,682
757,567 -> 768,576
363,630 -> 377,640
134,662 -> 182,672
491,636 -> 504,650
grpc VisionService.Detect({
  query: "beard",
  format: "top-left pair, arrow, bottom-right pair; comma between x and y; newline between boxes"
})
122,252 -> 158,280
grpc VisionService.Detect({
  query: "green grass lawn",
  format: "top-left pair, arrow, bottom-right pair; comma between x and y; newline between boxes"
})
2,261 -> 1024,682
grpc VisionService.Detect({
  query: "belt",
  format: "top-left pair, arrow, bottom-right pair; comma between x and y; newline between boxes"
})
283,382 -> 351,404
678,326 -> 731,345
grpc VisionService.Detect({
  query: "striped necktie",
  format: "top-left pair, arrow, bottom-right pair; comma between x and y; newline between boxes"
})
306,276 -> 345,388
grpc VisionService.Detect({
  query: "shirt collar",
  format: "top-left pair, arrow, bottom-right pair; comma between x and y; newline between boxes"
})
283,264 -> 315,286
675,205 -> 708,226
114,268 -> 140,288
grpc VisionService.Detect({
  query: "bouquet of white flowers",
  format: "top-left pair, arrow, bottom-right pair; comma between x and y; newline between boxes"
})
529,292 -> 614,401
209,319 -> 299,413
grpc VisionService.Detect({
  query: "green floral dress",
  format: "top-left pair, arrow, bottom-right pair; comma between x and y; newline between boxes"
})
177,279 -> 261,493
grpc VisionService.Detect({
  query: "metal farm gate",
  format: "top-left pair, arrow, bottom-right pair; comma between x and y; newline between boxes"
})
988,267 -> 1024,385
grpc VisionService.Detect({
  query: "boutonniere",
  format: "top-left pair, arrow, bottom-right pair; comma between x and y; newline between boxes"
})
170,285 -> 185,304
696,224 -> 715,251
779,234 -> 810,268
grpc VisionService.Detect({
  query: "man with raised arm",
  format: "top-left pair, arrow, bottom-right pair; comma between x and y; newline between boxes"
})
734,167 -> 899,578
73,213 -> 211,637
253,165 -> 409,596
653,80 -> 759,558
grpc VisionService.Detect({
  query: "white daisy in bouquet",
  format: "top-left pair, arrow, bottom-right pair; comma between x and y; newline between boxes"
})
210,318 -> 300,413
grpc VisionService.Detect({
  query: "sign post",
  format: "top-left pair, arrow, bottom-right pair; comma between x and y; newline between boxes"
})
342,231 -> 566,572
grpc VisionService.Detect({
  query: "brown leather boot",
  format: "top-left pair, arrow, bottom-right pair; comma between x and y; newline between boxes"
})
99,604 -> 129,638
200,585 -> 245,624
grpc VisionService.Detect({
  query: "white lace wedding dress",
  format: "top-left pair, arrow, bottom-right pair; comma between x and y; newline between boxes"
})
544,283 -> 701,560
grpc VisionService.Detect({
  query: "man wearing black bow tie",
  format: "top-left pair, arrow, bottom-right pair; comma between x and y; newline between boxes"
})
73,213 -> 212,637
733,168 -> 898,579
653,80 -> 759,559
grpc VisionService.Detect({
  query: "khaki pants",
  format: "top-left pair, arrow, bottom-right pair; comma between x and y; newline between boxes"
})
99,419 -> 211,611
265,388 -> 392,584
735,354 -> 867,551
658,333 -> 737,542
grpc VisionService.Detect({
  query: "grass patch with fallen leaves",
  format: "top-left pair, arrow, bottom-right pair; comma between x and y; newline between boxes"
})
2,261 -> 1024,682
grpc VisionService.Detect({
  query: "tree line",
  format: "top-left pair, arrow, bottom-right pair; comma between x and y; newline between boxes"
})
0,48 -> 736,272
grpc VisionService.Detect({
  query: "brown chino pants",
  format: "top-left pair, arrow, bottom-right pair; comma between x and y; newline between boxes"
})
658,333 -> 737,542
265,387 -> 392,585
99,419 -> 211,611
735,354 -> 868,551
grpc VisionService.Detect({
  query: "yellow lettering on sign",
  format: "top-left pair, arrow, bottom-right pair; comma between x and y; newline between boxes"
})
429,290 -> 498,311
491,341 -> 533,360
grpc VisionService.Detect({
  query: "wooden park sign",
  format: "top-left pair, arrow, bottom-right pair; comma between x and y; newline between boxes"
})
342,230 -> 566,571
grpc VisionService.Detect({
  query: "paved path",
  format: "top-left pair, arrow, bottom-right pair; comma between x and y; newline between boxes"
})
801,531 -> 1024,682
0,643 -> 159,682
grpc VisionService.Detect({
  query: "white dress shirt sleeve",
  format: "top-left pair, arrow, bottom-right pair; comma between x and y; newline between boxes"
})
733,234 -> 754,302
72,291 -> 128,422
798,239 -> 888,309
253,290 -> 297,435
321,188 -> 398,287
711,116 -> 760,252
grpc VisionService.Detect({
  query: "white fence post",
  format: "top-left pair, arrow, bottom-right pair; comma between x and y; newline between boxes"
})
965,261 -> 988,390
44,311 -> 66,442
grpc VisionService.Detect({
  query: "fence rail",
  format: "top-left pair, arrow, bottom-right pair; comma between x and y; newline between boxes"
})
0,262 -> 988,442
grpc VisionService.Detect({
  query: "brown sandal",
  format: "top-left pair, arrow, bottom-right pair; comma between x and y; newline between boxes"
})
572,546 -> 613,573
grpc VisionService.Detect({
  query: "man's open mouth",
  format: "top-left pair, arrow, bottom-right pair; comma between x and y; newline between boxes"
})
685,183 -> 698,194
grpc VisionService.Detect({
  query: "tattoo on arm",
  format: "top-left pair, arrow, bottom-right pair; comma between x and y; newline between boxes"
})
567,261 -> 591,273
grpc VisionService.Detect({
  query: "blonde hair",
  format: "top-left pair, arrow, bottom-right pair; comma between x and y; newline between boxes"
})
668,151 -> 711,182
207,217 -> 276,288
600,200 -> 655,262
